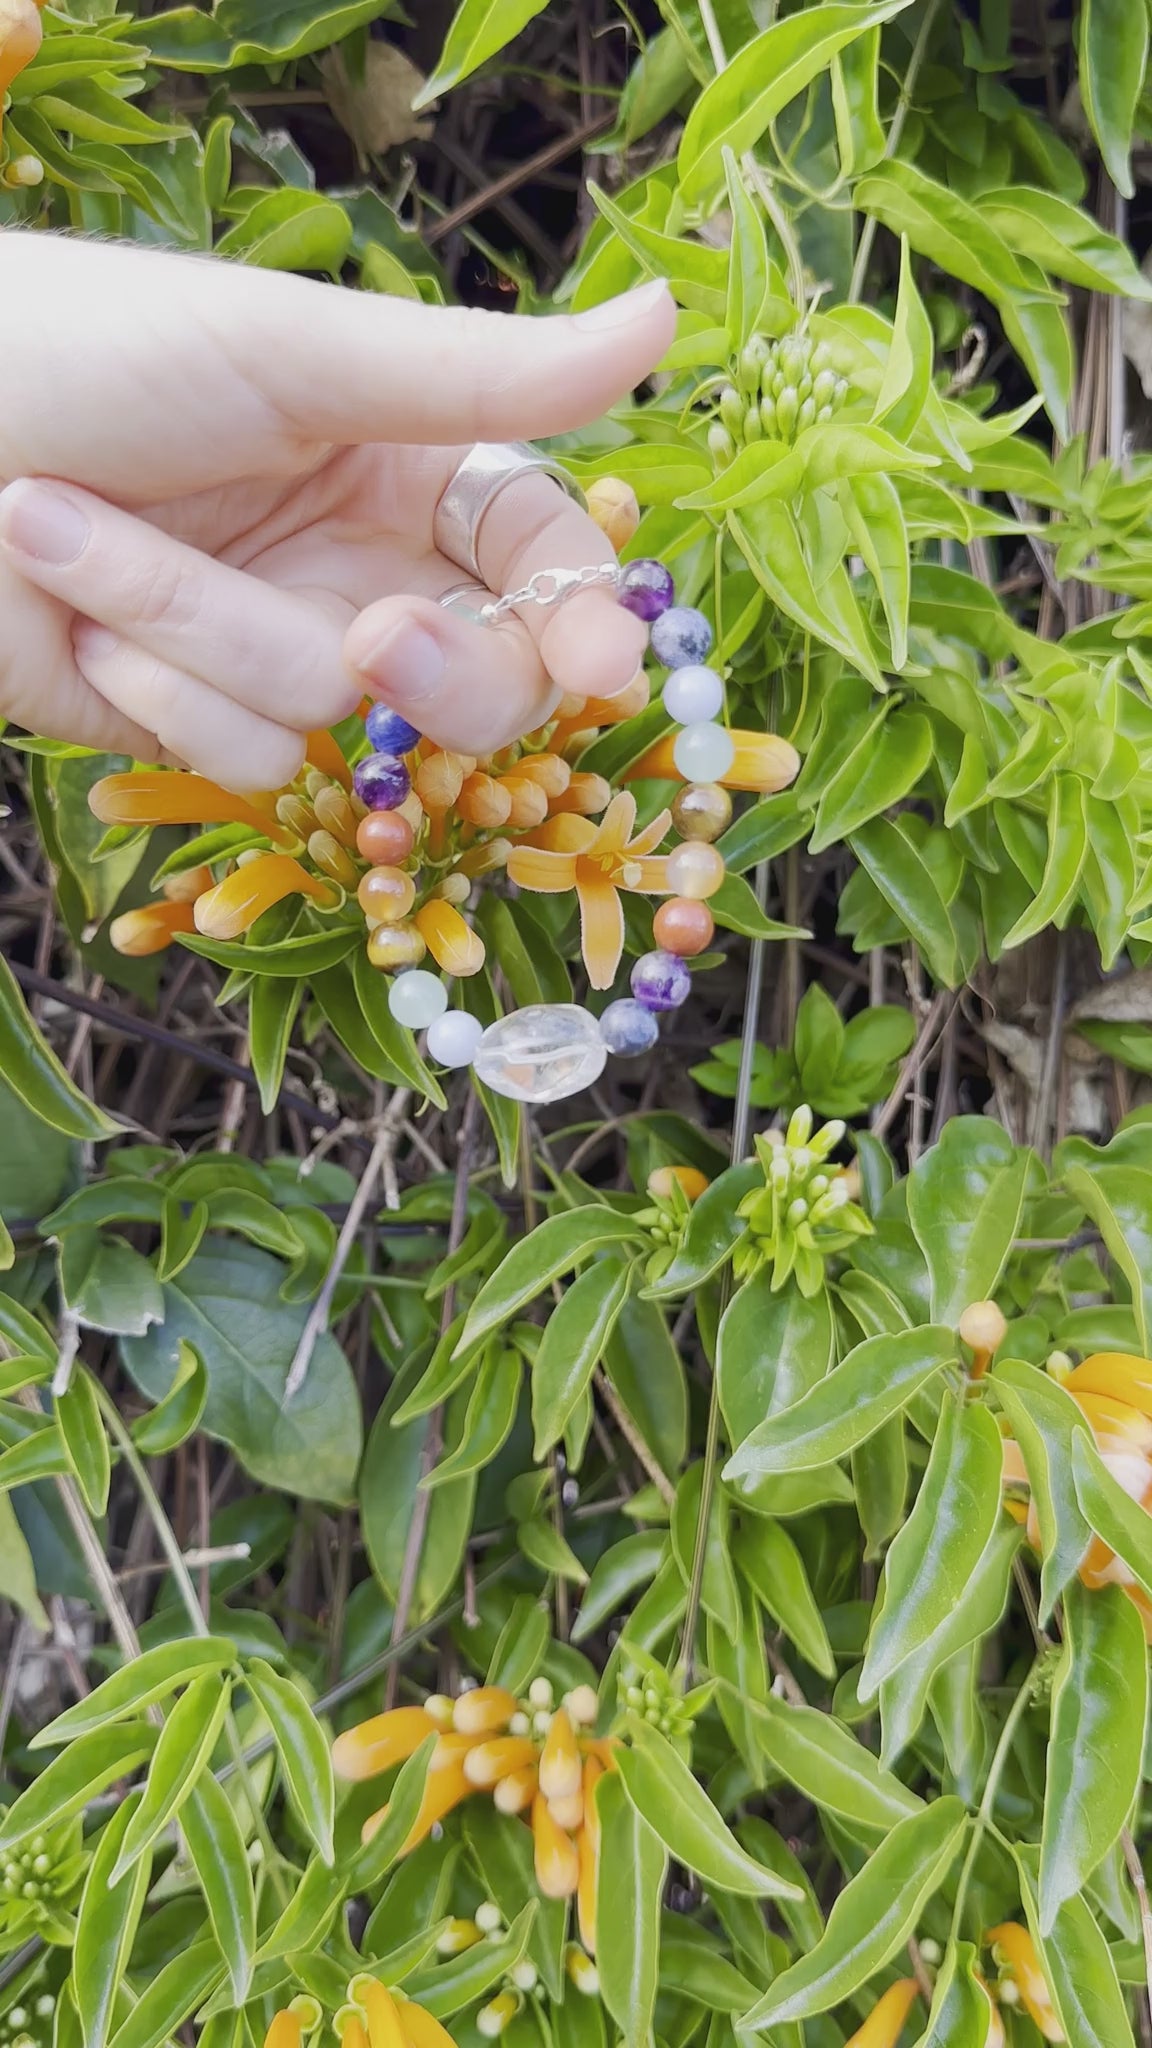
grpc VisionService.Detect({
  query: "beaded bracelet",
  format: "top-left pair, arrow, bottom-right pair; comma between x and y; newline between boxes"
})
349,556 -> 735,1105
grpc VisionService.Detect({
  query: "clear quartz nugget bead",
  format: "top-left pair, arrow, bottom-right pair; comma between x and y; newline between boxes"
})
473,1003 -> 608,1103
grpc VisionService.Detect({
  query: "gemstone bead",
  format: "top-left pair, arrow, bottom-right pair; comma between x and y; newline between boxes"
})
357,865 -> 416,925
630,949 -> 692,1012
653,897 -> 715,957
366,923 -> 426,971
618,559 -> 675,622
364,704 -> 422,755
473,1003 -> 607,1104
599,998 -> 659,1058
673,721 -> 735,783
665,841 -> 726,901
354,751 -> 411,811
662,664 -> 724,725
357,812 -> 416,865
650,605 -> 713,669
388,969 -> 448,1029
426,1010 -> 485,1069
672,781 -> 731,843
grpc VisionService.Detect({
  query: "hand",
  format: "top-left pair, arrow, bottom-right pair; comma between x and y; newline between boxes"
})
0,233 -> 674,790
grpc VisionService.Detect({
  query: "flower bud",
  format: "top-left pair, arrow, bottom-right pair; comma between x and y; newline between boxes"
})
958,1300 -> 1007,1358
586,476 -> 640,552
708,423 -> 736,466
719,385 -> 745,435
566,1947 -> 600,1997
476,1994 -> 519,2039
528,1676 -> 554,1709
743,402 -> 763,442
564,1683 -> 600,1726
474,1901 -> 504,1935
2,155 -> 43,187
308,829 -> 358,888
457,771 -> 512,828
110,901 -> 197,956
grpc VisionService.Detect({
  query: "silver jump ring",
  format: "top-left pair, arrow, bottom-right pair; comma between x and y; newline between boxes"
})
440,563 -> 622,629
433,441 -> 587,582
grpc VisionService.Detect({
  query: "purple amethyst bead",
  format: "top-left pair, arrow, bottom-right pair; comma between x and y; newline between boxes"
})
364,703 -> 422,755
619,558 -> 675,622
353,751 -> 411,811
650,605 -> 714,669
600,997 -> 660,1058
630,949 -> 692,1013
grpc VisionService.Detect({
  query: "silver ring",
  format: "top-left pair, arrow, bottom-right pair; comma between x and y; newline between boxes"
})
433,442 -> 586,581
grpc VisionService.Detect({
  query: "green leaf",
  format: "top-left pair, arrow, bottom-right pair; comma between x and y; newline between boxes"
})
718,1272 -> 834,1451
351,945 -> 445,1105
617,1719 -> 800,1898
738,1691 -> 923,1830
517,1514 -> 588,1584
59,1232 -> 165,1338
532,1256 -> 632,1457
733,1517 -> 835,1678
596,1771 -> 666,2048
405,1906 -> 536,2017
859,1390 -> 1003,1701
131,1339 -> 208,1457
574,1532 -> 668,1644
121,1240 -> 361,1505
850,817 -> 961,986
416,0 -> 549,104
855,159 -> 1060,304
248,978 -> 302,1116
1002,772 -> 1087,947
811,709 -> 931,852
0,955 -> 117,1140
840,475 -> 912,670
993,1359 -> 1095,1619
914,1939 -> 1002,2045
106,1942 -> 225,2048
459,1207 -> 644,1354
878,1518 -> 1019,1768
644,1160 -> 760,1299
242,1658 -> 334,1864
361,1369 -> 474,1624
0,1725 -> 157,1852
1079,0 -> 1147,197
255,1853 -> 346,1963
1020,1863 -> 1138,2048
0,1493 -> 47,1632
724,1325 -> 956,1479
1040,1579 -> 1148,1935
146,0 -> 392,69
181,1771 -> 257,2002
426,1344 -> 520,1487
981,186 -> 1152,297
722,146 -> 771,348
1071,1431 -> 1152,1603
741,1798 -> 967,2027
461,1801 -> 567,2001
178,927 -> 360,976
671,1460 -> 740,1637
907,1116 -> 1030,1325
603,1291 -> 689,1481
1063,1162 -> 1152,1357
55,1365 -> 111,1518
677,0 -> 915,203
74,1795 -> 153,2048
215,190 -> 352,273
111,1673 -> 231,1882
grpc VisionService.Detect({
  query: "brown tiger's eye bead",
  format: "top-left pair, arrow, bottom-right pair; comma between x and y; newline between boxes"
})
671,782 -> 731,843
357,865 -> 416,924
356,812 -> 415,865
653,897 -> 715,957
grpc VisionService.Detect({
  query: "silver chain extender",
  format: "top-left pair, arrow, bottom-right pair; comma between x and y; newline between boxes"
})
442,563 -> 623,627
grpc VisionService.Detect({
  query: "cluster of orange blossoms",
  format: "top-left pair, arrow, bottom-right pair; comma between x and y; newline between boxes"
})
264,1976 -> 454,2048
1002,1350 -> 1152,1641
844,1923 -> 1061,2045
96,688 -> 797,991
332,1680 -> 611,1955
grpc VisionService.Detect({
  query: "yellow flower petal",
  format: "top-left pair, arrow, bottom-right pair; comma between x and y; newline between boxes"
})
507,846 -> 580,893
109,902 -> 197,957
1066,1353 -> 1152,1418
332,1706 -> 435,1782
305,729 -> 353,792
593,791 -> 638,855
987,1925 -> 1065,2042
89,771 -> 291,842
627,808 -> 672,859
193,853 -> 335,939
627,856 -> 671,895
451,1686 -> 520,1735
577,878 -> 625,990
539,1707 -> 582,1802
842,1979 -> 919,2048
414,901 -> 485,976
349,1980 -> 406,2048
397,2004 -> 458,2048
532,1792 -> 579,1899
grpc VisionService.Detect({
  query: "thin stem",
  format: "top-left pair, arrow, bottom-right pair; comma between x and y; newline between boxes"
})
1123,1828 -> 1152,2044
950,1661 -> 1042,1941
677,861 -> 770,1677
697,0 -> 727,70
848,0 -> 942,305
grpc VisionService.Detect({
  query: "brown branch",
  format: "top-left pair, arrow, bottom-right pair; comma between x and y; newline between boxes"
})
425,112 -> 614,245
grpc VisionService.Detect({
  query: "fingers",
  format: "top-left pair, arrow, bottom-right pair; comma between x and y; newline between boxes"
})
343,594 -> 561,754
0,479 -> 359,730
71,623 -> 306,792
0,234 -> 675,496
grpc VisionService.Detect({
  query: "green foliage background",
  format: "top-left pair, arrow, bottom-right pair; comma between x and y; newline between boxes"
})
5,1 -> 1152,2046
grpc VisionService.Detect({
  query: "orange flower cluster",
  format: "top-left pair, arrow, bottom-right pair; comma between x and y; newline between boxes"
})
264,1977 -> 455,2048
1003,1351 -> 1152,1640
332,1679 -> 612,1954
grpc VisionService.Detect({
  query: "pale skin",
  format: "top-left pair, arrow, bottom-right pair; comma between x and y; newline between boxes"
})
0,233 -> 676,792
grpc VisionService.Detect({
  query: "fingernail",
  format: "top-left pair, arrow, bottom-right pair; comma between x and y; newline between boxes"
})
0,481 -> 90,566
573,279 -> 672,330
74,621 -> 119,660
351,618 -> 446,703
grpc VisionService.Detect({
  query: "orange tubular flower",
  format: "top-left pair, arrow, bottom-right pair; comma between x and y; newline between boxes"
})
549,773 -> 612,818
305,729 -> 353,793
628,730 -> 801,794
0,0 -> 44,101
109,901 -> 197,957
457,773 -> 512,828
364,1752 -> 472,1854
507,791 -> 671,989
986,1925 -> 1064,2041
90,771 -> 291,841
264,1998 -> 321,2048
539,1707 -> 582,1802
451,1686 -> 520,1736
843,1980 -> 918,2048
532,1791 -> 580,1899
493,1764 -> 538,1815
463,1736 -> 538,1788
332,1706 -> 435,1782
414,901 -> 485,977
577,1755 -> 602,1954
1065,1352 -> 1152,1418
193,853 -> 338,939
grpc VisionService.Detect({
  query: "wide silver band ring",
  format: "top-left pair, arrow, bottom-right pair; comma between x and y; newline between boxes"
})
433,442 -> 586,582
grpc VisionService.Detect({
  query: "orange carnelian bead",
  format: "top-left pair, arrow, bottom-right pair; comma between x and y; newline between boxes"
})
665,841 -> 725,900
357,866 -> 416,924
654,897 -> 714,957
357,812 -> 415,865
